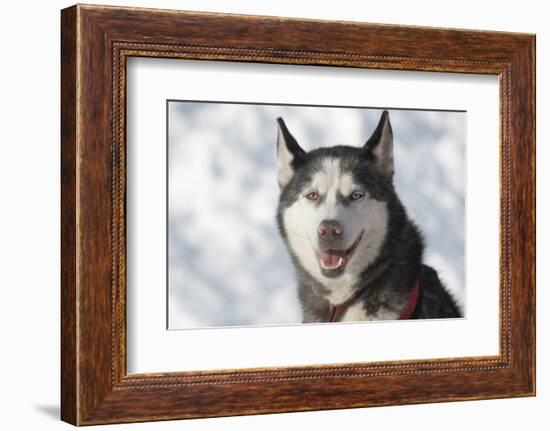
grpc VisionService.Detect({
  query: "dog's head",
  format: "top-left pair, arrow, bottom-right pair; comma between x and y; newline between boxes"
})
276,111 -> 396,303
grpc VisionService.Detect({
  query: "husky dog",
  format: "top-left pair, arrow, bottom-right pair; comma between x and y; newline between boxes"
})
276,111 -> 461,323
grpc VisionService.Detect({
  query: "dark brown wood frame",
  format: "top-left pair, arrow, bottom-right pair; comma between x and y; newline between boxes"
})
61,4 -> 536,426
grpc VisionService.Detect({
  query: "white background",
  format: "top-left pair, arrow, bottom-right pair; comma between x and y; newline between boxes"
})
0,0 -> 546,430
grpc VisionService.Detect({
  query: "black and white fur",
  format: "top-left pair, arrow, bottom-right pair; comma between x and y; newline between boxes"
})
276,111 -> 461,322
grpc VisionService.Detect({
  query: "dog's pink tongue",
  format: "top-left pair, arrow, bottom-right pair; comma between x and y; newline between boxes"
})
318,250 -> 341,266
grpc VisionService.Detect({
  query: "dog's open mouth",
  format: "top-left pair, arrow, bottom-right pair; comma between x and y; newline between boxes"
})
315,231 -> 364,277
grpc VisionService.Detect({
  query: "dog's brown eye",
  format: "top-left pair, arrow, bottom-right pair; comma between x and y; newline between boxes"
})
305,191 -> 319,201
351,191 -> 364,201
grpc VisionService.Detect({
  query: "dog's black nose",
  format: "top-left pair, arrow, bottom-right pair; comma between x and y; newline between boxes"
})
318,220 -> 343,240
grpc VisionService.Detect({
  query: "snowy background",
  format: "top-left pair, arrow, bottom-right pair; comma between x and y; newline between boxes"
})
168,102 -> 465,329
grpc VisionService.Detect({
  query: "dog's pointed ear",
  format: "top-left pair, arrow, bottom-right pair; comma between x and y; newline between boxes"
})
277,117 -> 305,188
363,111 -> 394,179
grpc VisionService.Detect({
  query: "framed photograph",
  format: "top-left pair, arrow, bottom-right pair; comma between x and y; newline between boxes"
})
61,4 -> 535,425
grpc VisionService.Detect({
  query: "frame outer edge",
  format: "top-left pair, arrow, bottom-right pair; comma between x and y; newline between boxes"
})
508,34 -> 536,395
526,35 -> 536,396
531,34 -> 536,396
60,4 -> 536,424
524,34 -> 536,395
61,5 -> 79,426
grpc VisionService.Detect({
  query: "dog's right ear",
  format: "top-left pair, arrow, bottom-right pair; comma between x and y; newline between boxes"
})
362,110 -> 394,179
276,117 -> 305,188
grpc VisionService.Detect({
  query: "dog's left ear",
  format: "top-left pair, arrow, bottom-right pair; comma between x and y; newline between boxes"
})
363,111 -> 394,179
276,117 -> 306,188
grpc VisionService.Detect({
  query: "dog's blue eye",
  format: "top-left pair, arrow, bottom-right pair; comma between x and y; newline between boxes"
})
351,191 -> 364,201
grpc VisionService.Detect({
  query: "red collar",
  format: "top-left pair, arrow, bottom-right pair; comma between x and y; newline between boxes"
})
399,278 -> 420,320
328,278 -> 420,322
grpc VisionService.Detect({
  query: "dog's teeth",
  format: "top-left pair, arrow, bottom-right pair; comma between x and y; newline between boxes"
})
320,256 -> 345,270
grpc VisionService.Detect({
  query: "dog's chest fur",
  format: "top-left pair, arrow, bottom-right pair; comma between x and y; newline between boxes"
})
299,277 -> 406,323
339,301 -> 400,322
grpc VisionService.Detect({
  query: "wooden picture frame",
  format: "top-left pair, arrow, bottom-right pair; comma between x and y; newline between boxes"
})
61,4 -> 535,425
